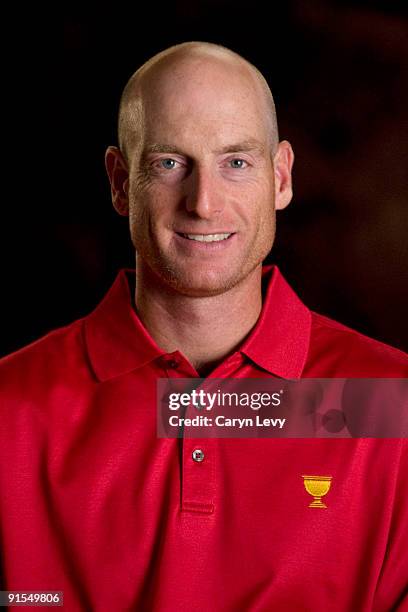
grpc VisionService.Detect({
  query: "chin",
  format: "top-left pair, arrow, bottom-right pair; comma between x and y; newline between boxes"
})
161,264 -> 250,297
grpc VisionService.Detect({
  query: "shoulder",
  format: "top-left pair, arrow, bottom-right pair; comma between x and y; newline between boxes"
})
307,311 -> 408,376
0,318 -> 89,397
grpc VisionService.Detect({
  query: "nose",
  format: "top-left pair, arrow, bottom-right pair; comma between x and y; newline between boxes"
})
184,165 -> 224,219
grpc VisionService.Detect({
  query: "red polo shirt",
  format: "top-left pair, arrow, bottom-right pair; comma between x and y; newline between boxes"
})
0,266 -> 407,611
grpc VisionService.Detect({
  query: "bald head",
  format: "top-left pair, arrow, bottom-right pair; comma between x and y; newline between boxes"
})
117,42 -> 279,163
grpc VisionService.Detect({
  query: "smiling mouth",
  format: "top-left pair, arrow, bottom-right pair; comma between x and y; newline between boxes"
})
177,232 -> 234,243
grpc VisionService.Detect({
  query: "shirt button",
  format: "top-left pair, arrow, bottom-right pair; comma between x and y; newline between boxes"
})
167,359 -> 179,369
192,449 -> 205,463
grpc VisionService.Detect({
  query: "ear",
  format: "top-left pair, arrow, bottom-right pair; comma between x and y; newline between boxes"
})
105,146 -> 130,216
273,140 -> 294,211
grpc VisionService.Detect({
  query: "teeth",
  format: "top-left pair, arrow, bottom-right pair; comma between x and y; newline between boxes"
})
183,233 -> 232,242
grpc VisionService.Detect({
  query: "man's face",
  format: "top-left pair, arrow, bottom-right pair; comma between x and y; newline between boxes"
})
123,56 -> 289,296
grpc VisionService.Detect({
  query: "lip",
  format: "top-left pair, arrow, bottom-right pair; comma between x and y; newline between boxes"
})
175,231 -> 235,236
173,231 -> 237,252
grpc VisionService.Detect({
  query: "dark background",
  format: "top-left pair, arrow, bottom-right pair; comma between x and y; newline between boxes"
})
1,0 -> 407,358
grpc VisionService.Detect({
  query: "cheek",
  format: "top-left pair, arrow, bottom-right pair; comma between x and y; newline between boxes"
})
242,181 -> 275,225
128,206 -> 146,249
128,193 -> 173,251
128,187 -> 152,242
251,182 -> 276,245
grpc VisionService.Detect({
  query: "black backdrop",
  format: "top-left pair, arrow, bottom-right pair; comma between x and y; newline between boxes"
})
1,0 -> 407,357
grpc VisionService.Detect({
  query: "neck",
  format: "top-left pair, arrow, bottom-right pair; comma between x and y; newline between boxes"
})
134,263 -> 263,376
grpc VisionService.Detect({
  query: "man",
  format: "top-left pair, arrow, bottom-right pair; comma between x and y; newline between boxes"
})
0,42 -> 407,611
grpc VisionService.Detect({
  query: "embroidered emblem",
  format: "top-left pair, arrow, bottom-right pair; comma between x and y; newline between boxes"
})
302,475 -> 332,508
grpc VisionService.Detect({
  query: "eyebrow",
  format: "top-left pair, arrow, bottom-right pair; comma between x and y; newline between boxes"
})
216,140 -> 266,155
142,139 -> 265,156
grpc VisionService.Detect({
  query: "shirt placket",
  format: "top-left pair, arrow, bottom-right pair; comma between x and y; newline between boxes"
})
158,352 -> 245,516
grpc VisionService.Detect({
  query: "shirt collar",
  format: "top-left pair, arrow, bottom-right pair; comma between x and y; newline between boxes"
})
240,265 -> 311,379
84,266 -> 311,382
84,270 -> 165,381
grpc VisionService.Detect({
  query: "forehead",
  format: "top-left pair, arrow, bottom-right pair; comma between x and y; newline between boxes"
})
138,55 -> 269,147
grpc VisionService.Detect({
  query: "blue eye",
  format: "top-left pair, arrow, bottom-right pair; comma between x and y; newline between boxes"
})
160,159 -> 177,170
230,159 -> 246,169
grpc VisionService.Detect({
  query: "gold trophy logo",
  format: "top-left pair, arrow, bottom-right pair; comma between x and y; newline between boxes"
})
302,475 -> 332,508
